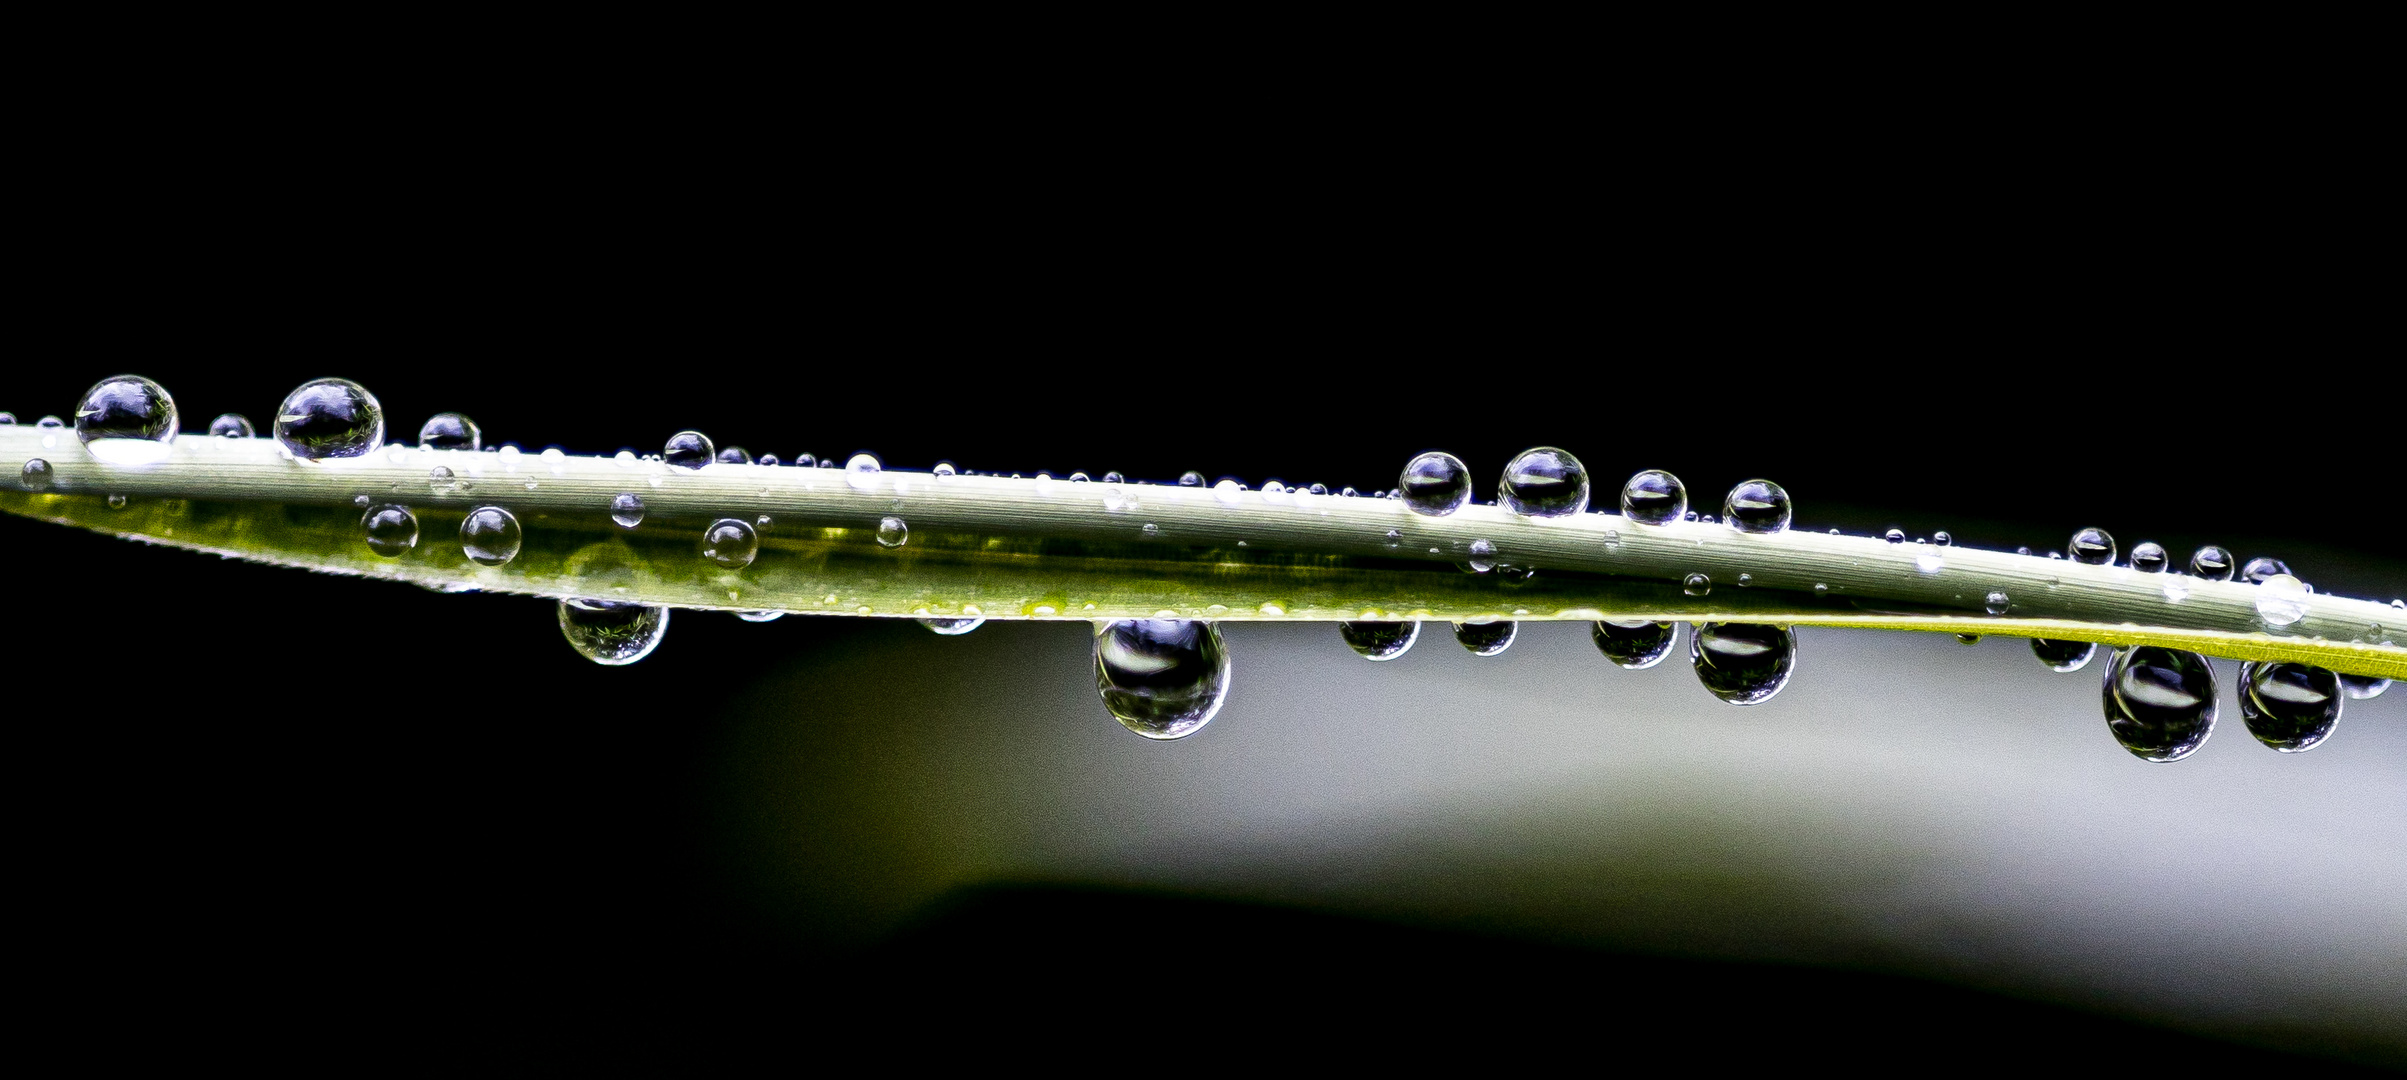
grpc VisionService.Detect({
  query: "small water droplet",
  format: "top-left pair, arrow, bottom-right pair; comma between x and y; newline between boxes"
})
1095,619 -> 1229,740
418,412 -> 481,451
1498,447 -> 1589,518
1812,583 -> 1828,597
1399,452 -> 1472,517
663,431 -> 715,470
1453,619 -> 1517,656
2032,638 -> 2097,672
2104,646 -> 2217,761
1141,523 -> 1161,538
1464,539 -> 1497,573
876,516 -> 908,548
19,458 -> 54,491
846,453 -> 882,492
1257,601 -> 1286,617
2161,579 -> 2190,603
1916,551 -> 1944,574
2188,545 -> 2234,580
1933,531 -> 1953,547
1722,479 -> 1792,534
1683,573 -> 1711,597
1613,470 -> 1686,525
559,599 -> 669,665
921,617 -> 985,635
715,446 -> 753,466
1885,529 -> 1906,544
430,465 -> 455,482
610,493 -> 645,529
1340,620 -> 1419,661
2015,546 -> 2033,557
1382,528 -> 1402,549
1178,471 -> 1204,487
1736,573 -> 1754,588
732,610 -> 784,623
1340,486 -> 1359,498
209,413 -> 254,438
36,416 -> 63,428
1690,623 -> 1796,705
2337,672 -> 2390,700
0,413 -> 13,425
105,493 -> 127,510
2239,556 -> 2291,585
1955,633 -> 1981,646
612,450 -> 637,467
74,375 -> 180,465
2237,661 -> 2342,752
1592,620 -> 1676,669
460,506 -> 523,566
701,518 -> 760,569
2129,542 -> 2168,573
1214,479 -> 1244,506
274,378 -> 384,461
758,454 -> 781,467
2254,574 -> 2310,627
353,494 -> 371,508
2068,527 -> 2116,566
361,503 -> 418,556
1985,591 -> 2010,615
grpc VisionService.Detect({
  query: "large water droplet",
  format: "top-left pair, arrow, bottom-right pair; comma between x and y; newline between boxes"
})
74,375 -> 179,465
361,503 -> 419,557
1722,479 -> 1792,534
2189,545 -> 2234,581
2237,661 -> 2341,752
701,518 -> 760,569
2031,638 -> 2097,672
921,617 -> 985,636
1619,470 -> 1685,525
2129,542 -> 2168,573
558,599 -> 669,666
2103,646 -> 2217,762
1682,572 -> 1711,597
2335,672 -> 2389,700
1452,619 -> 1516,656
2240,557 -> 2292,585
460,506 -> 523,566
1464,539 -> 1497,573
715,446 -> 753,466
1592,619 -> 1676,669
663,431 -> 715,470
876,516 -> 908,548
1340,620 -> 1419,661
1094,619 -> 1229,740
1498,447 -> 1588,518
419,412 -> 482,451
846,453 -> 882,491
209,413 -> 254,438
1690,623 -> 1796,705
20,458 -> 54,491
2068,527 -> 2116,566
2254,573 -> 2309,627
610,493 -> 645,528
1213,479 -> 1243,506
0,413 -> 13,424
274,378 -> 384,461
1399,452 -> 1471,517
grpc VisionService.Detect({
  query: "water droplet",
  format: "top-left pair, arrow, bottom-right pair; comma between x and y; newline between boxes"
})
2161,579 -> 2190,603
418,412 -> 482,451
2015,546 -> 2033,557
209,413 -> 254,438
2237,661 -> 2341,752
2104,646 -> 2217,762
1812,583 -> 1828,597
1178,471 -> 1203,487
609,493 -> 645,529
2031,638 -> 2097,672
1682,572 -> 1711,597
846,453 -> 882,491
2336,672 -> 2390,700
36,416 -> 63,428
2254,574 -> 2310,627
558,599 -> 669,665
353,494 -> 372,508
460,506 -> 523,566
1955,633 -> 1981,646
1885,529 -> 1906,544
1690,623 -> 1796,705
735,610 -> 785,623
1213,479 -> 1244,506
1141,523 -> 1161,538
1722,479 -> 1792,534
105,494 -> 127,510
701,518 -> 760,569
2068,527 -> 2115,566
1399,452 -> 1472,517
0,413 -> 12,424
1591,620 -> 1676,669
875,516 -> 908,548
430,465 -> 455,482
2129,542 -> 2168,573
1382,528 -> 1402,549
274,378 -> 384,461
1933,531 -> 1953,547
361,503 -> 418,556
1464,539 -> 1497,573
1340,620 -> 1419,661
921,617 -> 985,635
1737,573 -> 1754,587
1617,470 -> 1686,525
74,375 -> 179,465
663,431 -> 714,470
1916,550 -> 1944,574
1985,591 -> 2010,615
758,454 -> 781,467
1094,619 -> 1229,740
1257,601 -> 1286,617
715,446 -> 753,466
2187,545 -> 2234,580
1453,619 -> 1517,656
2239,557 -> 2291,585
20,458 -> 54,491
1498,447 -> 1589,518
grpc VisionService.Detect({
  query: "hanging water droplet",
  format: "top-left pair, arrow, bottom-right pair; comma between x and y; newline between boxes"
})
1094,619 -> 1230,740
558,599 -> 669,665
1398,452 -> 1472,517
1722,479 -> 1792,534
1690,623 -> 1797,705
2254,574 -> 2309,627
2336,672 -> 2390,700
876,516 -> 908,548
2237,661 -> 2342,752
2129,542 -> 2168,573
921,617 -> 985,635
1340,620 -> 1419,661
715,446 -> 753,466
1933,531 -> 1953,547
73,375 -> 179,465
2188,545 -> 2234,580
701,518 -> 760,569
2103,646 -> 2217,762
1955,633 -> 1981,646
1497,447 -> 1589,518
2069,527 -> 2116,566
209,413 -> 254,438
1464,539 -> 1497,573
361,503 -> 419,557
663,431 -> 715,470
846,453 -> 882,491
1683,572 -> 1711,597
274,378 -> 384,461
1617,470 -> 1685,525
19,458 -> 53,491
735,610 -> 785,623
1453,619 -> 1516,656
2031,638 -> 2097,672
1591,620 -> 1676,669
1885,529 -> 1906,544
610,493 -> 645,529
459,506 -> 523,566
1985,591 -> 2010,615
105,493 -> 127,510
418,412 -> 482,451
2240,557 -> 2292,585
